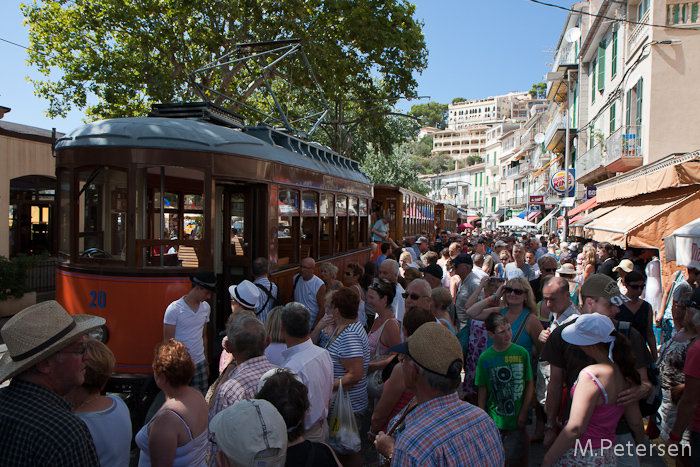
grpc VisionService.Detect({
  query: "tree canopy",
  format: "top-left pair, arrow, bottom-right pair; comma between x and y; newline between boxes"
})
451,97 -> 467,104
361,143 -> 428,195
22,0 -> 428,125
529,82 -> 547,100
408,102 -> 448,129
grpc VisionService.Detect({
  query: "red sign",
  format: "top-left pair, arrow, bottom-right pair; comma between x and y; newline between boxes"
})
545,204 -> 554,210
530,195 -> 544,205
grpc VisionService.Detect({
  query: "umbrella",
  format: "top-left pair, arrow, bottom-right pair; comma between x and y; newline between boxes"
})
498,217 -> 537,228
458,223 -> 474,230
663,216 -> 700,268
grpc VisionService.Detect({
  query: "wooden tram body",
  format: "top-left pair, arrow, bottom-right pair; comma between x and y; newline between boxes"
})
54,105 -> 373,385
372,185 -> 438,242
435,202 -> 460,234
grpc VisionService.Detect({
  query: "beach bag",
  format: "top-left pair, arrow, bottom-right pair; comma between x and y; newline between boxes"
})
328,381 -> 361,454
367,319 -> 400,399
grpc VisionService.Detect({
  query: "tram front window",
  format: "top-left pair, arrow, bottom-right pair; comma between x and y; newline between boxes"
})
230,193 -> 247,257
77,168 -> 127,261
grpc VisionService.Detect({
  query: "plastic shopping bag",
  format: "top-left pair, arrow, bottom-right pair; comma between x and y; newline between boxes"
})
328,380 -> 361,454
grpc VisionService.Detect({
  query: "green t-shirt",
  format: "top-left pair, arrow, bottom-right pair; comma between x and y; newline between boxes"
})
474,343 -> 533,430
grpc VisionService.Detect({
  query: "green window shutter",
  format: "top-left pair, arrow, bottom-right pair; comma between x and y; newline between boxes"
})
597,41 -> 606,92
573,87 -> 577,128
626,89 -> 632,126
591,58 -> 597,103
636,78 -> 643,127
611,31 -> 618,77
486,176 -> 489,186
692,3 -> 698,22
610,103 -> 616,133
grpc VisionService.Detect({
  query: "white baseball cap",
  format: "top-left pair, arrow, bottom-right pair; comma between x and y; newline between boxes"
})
210,399 -> 287,466
561,313 -> 616,346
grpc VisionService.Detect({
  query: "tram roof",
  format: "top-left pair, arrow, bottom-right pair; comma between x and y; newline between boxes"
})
55,117 -> 371,185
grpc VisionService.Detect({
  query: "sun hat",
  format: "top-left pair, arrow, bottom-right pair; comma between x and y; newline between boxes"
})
191,270 -> 217,292
0,301 -> 105,383
419,263 -> 443,280
580,274 -> 630,305
556,263 -> 577,276
612,259 -> 634,273
210,399 -> 287,466
561,313 -> 616,346
495,240 -> 508,247
390,322 -> 463,378
451,253 -> 473,266
229,280 -> 260,309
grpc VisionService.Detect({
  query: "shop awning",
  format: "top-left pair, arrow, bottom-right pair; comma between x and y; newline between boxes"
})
531,154 -> 563,179
663,217 -> 700,268
570,205 -> 620,228
466,216 -> 481,224
570,215 -> 583,223
527,211 -> 541,222
537,205 -> 561,229
516,210 -> 527,219
584,187 -> 700,248
568,197 -> 598,217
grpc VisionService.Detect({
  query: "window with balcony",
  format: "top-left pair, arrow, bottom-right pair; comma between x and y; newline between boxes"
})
625,78 -> 643,127
667,2 -> 699,24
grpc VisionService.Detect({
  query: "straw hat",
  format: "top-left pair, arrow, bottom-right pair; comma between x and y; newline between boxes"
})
0,301 -> 105,383
556,263 -> 577,276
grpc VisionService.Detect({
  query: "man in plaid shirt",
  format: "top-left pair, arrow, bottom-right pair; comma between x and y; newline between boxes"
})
208,313 -> 277,460
374,322 -> 504,467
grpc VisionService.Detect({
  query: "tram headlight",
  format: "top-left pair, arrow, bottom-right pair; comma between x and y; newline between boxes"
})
88,325 -> 110,344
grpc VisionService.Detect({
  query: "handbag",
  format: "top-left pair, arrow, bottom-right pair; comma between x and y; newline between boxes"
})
368,319 -> 400,399
328,380 -> 361,454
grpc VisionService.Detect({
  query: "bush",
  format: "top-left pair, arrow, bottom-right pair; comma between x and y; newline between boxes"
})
0,254 -> 48,301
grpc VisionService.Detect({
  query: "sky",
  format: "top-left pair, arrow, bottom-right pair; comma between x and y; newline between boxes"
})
0,0 -> 569,134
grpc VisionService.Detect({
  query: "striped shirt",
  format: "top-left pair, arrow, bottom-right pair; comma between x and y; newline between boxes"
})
326,321 -> 369,413
391,392 -> 504,467
0,379 -> 100,467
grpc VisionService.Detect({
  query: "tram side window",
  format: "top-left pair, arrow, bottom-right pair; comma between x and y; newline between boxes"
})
359,198 -> 368,248
301,193 -> 318,260
230,193 -> 247,257
320,194 -> 334,258
58,170 -> 71,257
335,196 -> 347,254
77,168 -> 127,261
278,189 -> 299,266
348,197 -> 358,250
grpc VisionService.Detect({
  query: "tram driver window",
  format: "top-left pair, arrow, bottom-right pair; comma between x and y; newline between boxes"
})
278,189 -> 299,266
77,167 -> 127,261
320,194 -> 334,258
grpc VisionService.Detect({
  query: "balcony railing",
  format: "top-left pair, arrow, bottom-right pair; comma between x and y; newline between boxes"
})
605,125 -> 644,171
629,9 -> 650,51
667,2 -> 699,25
486,182 -> 499,194
505,166 -> 521,178
575,143 -> 605,180
552,40 -> 578,70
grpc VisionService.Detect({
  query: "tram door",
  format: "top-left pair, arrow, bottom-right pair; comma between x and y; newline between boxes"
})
218,184 -> 266,328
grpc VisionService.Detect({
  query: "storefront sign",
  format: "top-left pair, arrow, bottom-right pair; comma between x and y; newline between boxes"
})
529,205 -> 541,212
585,186 -> 597,200
529,195 -> 544,205
550,169 -> 575,197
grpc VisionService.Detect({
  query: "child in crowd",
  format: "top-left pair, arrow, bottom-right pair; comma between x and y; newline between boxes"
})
476,312 -> 533,467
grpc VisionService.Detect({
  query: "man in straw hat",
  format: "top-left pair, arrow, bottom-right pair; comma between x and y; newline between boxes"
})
163,270 -> 217,394
0,301 -> 104,466
373,322 -> 504,466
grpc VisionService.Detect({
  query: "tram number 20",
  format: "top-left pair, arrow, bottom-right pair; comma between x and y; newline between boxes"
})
89,291 -> 107,309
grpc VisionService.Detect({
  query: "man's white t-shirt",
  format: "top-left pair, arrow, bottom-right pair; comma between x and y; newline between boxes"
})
293,274 -> 324,328
163,297 -> 210,364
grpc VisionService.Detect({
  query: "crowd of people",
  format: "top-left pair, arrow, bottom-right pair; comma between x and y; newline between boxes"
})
1,225 -> 700,467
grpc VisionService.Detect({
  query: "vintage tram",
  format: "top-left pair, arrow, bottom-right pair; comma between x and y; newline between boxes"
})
435,202 -> 460,234
54,103 -> 373,391
372,185 -> 439,242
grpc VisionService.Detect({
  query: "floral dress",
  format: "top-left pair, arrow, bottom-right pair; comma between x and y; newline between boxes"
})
462,320 -> 488,395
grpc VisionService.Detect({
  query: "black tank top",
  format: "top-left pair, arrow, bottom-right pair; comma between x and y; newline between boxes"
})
615,300 -> 651,339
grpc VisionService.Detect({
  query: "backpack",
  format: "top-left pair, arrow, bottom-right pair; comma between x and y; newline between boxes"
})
616,321 -> 661,419
255,282 -> 282,316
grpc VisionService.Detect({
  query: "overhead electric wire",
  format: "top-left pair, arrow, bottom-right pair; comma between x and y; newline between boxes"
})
528,0 -> 700,31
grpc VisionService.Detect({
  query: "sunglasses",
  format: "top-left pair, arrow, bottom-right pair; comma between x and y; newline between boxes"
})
627,284 -> 644,290
504,287 -> 525,296
543,268 -> 557,273
402,292 -> 424,300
